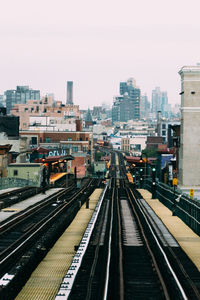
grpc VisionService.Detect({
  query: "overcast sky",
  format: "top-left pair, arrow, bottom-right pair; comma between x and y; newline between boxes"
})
0,0 -> 200,109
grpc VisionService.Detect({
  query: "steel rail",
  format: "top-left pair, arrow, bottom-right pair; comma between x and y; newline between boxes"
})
116,183 -> 124,300
103,179 -> 115,300
0,180 -> 95,269
126,187 -> 171,299
136,191 -> 200,299
128,187 -> 188,300
0,187 -> 72,234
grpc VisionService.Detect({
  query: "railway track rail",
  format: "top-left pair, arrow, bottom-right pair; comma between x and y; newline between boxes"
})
0,178 -> 100,299
0,186 -> 44,210
63,152 -> 200,300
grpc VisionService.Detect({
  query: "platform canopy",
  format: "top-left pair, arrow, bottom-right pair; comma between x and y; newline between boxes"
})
36,155 -> 74,163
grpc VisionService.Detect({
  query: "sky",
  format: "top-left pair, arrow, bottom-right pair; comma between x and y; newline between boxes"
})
0,0 -> 200,109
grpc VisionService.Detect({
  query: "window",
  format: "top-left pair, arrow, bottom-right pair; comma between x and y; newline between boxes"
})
13,170 -> 18,176
162,124 -> 166,129
68,138 -> 72,141
31,137 -> 37,145
46,138 -> 51,143
162,130 -> 166,136
72,146 -> 78,152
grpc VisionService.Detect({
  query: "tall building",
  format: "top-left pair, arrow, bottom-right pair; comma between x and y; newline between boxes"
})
112,78 -> 140,123
151,87 -> 169,118
140,94 -> 150,119
67,81 -> 73,105
178,64 -> 200,193
5,86 -> 40,114
0,95 -> 6,107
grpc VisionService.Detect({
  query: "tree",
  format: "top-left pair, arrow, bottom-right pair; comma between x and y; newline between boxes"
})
142,148 -> 158,158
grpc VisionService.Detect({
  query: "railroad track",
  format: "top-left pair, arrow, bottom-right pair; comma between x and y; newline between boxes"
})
0,186 -> 44,210
63,153 -> 200,300
0,178 -> 100,299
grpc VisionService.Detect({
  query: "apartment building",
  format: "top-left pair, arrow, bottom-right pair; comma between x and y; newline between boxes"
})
10,95 -> 80,130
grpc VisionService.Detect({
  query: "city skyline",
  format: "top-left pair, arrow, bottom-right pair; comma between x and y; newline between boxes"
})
0,0 -> 200,109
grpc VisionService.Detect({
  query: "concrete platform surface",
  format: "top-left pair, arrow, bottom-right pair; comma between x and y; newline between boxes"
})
138,189 -> 200,271
15,188 -> 103,300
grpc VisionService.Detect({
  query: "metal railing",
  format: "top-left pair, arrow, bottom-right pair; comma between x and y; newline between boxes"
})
143,179 -> 200,236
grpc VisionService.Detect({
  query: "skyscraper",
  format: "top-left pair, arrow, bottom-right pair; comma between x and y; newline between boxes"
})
67,81 -> 73,105
141,94 -> 150,119
5,86 -> 40,114
151,87 -> 169,118
112,78 -> 140,123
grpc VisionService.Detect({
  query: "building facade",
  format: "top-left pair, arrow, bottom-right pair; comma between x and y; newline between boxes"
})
67,81 -> 73,105
178,65 -> 200,193
151,87 -> 170,118
140,94 -> 150,119
19,130 -> 94,163
10,95 -> 80,130
5,86 -> 40,114
112,78 -> 141,123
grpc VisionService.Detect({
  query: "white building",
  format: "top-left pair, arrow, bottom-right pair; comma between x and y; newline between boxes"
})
178,65 -> 200,197
29,116 -> 77,131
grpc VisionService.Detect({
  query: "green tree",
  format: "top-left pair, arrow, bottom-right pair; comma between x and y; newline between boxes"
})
142,148 -> 158,158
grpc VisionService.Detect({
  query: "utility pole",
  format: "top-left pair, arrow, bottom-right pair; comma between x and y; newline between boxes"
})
66,160 -> 68,188
139,167 -> 143,188
151,167 -> 156,199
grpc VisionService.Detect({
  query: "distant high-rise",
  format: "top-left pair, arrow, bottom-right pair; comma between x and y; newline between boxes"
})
141,94 -> 150,119
112,78 -> 140,123
67,81 -> 73,105
5,86 -> 40,114
151,87 -> 169,118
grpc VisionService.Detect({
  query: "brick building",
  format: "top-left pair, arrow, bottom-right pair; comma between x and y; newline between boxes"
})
11,95 -> 81,130
20,130 -> 94,163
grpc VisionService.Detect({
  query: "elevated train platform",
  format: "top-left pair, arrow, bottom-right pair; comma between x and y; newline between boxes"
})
7,186 -> 200,299
138,189 -> 200,271
15,188 -> 103,300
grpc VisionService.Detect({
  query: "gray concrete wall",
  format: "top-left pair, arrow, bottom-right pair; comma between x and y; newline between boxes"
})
179,66 -> 200,187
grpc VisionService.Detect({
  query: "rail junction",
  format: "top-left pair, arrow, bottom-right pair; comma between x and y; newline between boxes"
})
0,152 -> 200,299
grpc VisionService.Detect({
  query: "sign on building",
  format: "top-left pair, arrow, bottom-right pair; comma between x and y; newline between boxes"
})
190,189 -> 194,200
